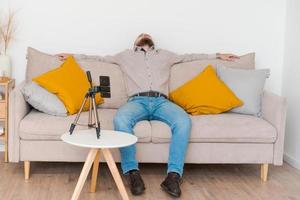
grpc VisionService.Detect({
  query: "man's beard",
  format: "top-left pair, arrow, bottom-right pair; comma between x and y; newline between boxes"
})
136,38 -> 154,48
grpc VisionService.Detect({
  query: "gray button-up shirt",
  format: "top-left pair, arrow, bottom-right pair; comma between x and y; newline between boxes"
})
75,48 -> 216,96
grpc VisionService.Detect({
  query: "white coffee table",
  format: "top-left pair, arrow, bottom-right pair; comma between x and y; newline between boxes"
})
61,129 -> 137,200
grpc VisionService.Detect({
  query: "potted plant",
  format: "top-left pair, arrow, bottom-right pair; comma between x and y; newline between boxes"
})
0,11 -> 16,78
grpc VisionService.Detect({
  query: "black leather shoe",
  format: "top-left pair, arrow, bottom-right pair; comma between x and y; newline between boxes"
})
160,172 -> 183,198
126,170 -> 145,195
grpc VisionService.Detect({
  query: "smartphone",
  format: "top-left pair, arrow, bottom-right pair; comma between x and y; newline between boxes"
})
99,76 -> 111,98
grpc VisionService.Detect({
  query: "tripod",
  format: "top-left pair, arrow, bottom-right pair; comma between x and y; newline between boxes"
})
69,71 -> 101,139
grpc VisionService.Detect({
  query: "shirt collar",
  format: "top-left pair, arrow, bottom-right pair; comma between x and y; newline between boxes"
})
134,45 -> 155,52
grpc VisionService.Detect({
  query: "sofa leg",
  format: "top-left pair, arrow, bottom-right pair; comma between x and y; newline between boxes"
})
260,163 -> 268,182
24,161 -> 30,180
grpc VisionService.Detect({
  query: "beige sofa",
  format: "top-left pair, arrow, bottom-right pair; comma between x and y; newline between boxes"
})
9,48 -> 287,181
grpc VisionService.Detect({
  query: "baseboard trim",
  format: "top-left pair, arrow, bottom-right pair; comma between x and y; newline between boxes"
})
284,153 -> 300,170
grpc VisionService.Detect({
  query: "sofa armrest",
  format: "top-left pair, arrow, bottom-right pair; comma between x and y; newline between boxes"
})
8,81 -> 31,162
261,90 -> 287,165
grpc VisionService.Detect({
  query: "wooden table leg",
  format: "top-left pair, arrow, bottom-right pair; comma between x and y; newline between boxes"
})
89,150 -> 100,193
71,148 -> 98,200
102,148 -> 129,200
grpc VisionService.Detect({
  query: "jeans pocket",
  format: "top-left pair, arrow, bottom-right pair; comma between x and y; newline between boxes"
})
127,96 -> 135,102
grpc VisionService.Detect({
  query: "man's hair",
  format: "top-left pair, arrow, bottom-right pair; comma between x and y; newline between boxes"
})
134,33 -> 155,49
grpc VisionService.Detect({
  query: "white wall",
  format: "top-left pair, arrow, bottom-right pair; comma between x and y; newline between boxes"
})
1,0 -> 286,94
282,0 -> 300,169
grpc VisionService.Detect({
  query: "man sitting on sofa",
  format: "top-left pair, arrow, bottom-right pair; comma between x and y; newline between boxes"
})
57,33 -> 238,197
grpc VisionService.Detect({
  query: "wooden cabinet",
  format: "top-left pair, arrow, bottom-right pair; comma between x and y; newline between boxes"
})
0,102 -> 6,119
0,77 -> 15,162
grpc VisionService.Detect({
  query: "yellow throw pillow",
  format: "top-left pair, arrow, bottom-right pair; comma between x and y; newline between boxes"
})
33,56 -> 103,115
169,65 -> 243,115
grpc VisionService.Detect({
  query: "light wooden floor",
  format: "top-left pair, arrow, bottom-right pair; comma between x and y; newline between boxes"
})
1,153 -> 300,200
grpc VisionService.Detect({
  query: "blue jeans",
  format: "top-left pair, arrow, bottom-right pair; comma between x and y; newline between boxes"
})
113,96 -> 192,176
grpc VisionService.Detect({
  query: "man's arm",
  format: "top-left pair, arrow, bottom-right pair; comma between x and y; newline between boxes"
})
176,53 -> 217,63
172,52 -> 239,64
73,54 -> 117,64
56,53 -> 117,64
73,54 -> 103,61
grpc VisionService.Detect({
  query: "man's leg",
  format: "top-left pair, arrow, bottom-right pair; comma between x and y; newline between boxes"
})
152,98 -> 192,176
113,98 -> 149,174
152,98 -> 191,197
113,97 -> 149,196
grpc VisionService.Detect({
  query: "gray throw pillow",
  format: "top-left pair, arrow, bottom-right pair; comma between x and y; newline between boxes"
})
216,66 -> 270,116
21,82 -> 67,116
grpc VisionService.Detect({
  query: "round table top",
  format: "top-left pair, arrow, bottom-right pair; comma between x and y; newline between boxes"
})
61,129 -> 137,149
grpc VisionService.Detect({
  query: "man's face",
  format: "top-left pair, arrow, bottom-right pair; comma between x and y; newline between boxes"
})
134,33 -> 154,48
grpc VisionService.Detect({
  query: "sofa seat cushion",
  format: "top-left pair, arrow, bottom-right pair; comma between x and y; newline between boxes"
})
20,109 -> 151,143
151,113 -> 276,143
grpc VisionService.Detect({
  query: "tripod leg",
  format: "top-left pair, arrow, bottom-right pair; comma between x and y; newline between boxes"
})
91,96 -> 101,139
70,95 -> 89,134
88,97 -> 93,128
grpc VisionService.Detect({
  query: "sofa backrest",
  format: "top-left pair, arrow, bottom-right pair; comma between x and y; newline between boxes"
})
26,47 -> 128,108
26,48 -> 255,109
169,53 -> 255,91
